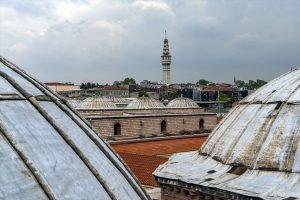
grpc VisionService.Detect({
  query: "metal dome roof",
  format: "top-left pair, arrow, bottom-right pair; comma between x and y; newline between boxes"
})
167,97 -> 199,108
127,97 -> 165,109
154,68 -> 300,199
0,56 -> 149,200
79,97 -> 117,109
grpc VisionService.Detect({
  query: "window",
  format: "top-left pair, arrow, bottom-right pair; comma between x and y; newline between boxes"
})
199,119 -> 204,129
114,123 -> 121,136
161,120 -> 167,133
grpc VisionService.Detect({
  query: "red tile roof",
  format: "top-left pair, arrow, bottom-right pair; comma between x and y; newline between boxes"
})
203,83 -> 237,92
111,135 -> 208,186
118,153 -> 167,187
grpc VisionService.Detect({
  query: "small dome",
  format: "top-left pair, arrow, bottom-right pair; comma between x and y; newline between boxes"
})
67,99 -> 82,108
167,97 -> 199,108
127,97 -> 165,109
79,97 -> 117,109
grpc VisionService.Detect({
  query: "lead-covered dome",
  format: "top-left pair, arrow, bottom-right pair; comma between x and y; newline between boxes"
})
0,56 -> 149,200
127,97 -> 165,109
155,68 -> 300,199
79,97 -> 117,109
167,97 -> 199,108
202,68 -> 300,171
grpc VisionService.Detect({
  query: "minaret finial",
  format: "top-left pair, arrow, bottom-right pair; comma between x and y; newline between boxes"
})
165,30 -> 167,38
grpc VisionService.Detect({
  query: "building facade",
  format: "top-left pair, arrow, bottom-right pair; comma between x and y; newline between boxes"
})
72,97 -> 220,140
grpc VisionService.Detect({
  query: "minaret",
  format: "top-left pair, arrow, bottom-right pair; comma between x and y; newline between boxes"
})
161,30 -> 171,85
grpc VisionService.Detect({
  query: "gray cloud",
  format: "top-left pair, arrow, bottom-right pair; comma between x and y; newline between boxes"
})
0,0 -> 299,84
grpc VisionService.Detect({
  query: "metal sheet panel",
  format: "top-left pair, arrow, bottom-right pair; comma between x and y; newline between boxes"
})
227,104 -> 276,167
154,152 -> 300,199
254,104 -> 300,171
0,101 -> 111,199
0,132 -> 47,200
0,63 -> 43,96
0,76 -> 22,95
61,104 -> 147,196
40,101 -> 141,200
209,104 -> 262,162
241,69 -> 300,103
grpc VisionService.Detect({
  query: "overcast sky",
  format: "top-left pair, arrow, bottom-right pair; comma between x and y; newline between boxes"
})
0,0 -> 299,84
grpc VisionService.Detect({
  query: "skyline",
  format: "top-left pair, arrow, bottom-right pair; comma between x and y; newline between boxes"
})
0,0 -> 299,84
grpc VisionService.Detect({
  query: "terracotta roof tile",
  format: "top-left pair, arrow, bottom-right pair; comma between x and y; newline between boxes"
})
111,135 -> 208,186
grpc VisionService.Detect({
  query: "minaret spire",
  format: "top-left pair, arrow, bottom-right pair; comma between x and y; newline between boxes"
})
161,31 -> 171,85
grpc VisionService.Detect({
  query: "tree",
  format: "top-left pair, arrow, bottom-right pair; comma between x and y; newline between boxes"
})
113,81 -> 122,86
235,80 -> 246,88
218,92 -> 228,101
123,77 -> 136,85
138,90 -> 149,97
197,79 -> 210,86
255,79 -> 267,88
235,79 -> 267,90
80,82 -> 101,89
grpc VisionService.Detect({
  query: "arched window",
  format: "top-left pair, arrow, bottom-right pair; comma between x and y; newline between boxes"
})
161,120 -> 167,133
114,123 -> 121,136
199,119 -> 204,129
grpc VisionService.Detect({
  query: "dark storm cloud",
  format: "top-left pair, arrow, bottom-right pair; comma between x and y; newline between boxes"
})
0,0 -> 299,84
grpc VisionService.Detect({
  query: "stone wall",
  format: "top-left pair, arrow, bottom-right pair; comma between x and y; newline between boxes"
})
88,114 -> 218,139
78,107 -> 205,116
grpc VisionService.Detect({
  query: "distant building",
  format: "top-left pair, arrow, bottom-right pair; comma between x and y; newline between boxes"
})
140,80 -> 162,89
45,82 -> 80,92
161,31 -> 171,85
81,85 -> 129,97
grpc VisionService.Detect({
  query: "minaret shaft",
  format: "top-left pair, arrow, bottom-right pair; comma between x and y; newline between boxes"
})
161,32 -> 171,85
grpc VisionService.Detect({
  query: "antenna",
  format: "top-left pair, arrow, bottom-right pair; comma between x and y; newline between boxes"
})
165,30 -> 167,38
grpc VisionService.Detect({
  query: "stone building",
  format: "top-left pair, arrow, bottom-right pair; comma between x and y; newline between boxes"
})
73,97 -> 219,139
81,85 -> 129,97
154,68 -> 300,199
0,56 -> 149,199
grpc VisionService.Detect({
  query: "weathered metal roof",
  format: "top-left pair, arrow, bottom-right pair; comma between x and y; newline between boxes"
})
167,97 -> 199,108
127,97 -> 165,109
154,68 -> 300,199
78,97 -> 117,109
0,56 -> 150,200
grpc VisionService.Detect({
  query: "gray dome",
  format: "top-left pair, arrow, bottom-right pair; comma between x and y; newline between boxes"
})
79,97 -> 117,109
155,68 -> 300,199
167,97 -> 199,108
202,68 -> 300,172
67,98 -> 82,108
0,56 -> 149,200
127,97 -> 165,109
